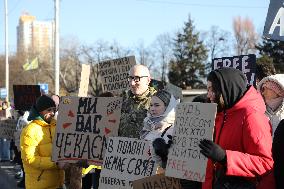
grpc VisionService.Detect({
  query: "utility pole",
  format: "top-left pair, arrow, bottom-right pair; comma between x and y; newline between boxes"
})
4,0 -> 9,101
54,0 -> 60,95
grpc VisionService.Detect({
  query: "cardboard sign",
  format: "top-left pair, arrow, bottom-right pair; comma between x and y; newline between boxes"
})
133,174 -> 181,189
13,85 -> 41,111
212,54 -> 256,86
99,137 -> 158,189
98,56 -> 136,95
52,96 -> 122,165
263,0 -> 284,41
78,64 -> 90,97
0,119 -> 17,140
150,79 -> 183,101
165,103 -> 217,182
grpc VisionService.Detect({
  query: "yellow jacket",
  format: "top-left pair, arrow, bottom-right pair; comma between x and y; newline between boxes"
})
20,113 -> 64,189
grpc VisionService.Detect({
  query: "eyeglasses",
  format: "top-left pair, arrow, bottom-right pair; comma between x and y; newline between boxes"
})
127,76 -> 149,82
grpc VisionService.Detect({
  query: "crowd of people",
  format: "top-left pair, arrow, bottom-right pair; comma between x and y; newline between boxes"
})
0,64 -> 283,189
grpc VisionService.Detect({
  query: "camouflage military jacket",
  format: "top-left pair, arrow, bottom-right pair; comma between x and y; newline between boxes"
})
119,87 -> 156,138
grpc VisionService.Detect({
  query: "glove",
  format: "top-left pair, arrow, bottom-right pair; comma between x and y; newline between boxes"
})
76,159 -> 89,168
152,137 -> 170,162
199,139 -> 226,163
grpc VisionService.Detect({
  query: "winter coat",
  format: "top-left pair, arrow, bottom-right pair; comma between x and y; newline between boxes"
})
273,119 -> 284,189
202,85 -> 274,189
257,74 -> 284,136
20,106 -> 64,189
119,87 -> 156,138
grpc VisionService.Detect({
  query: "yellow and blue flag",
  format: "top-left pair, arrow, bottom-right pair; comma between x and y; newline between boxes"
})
23,57 -> 39,71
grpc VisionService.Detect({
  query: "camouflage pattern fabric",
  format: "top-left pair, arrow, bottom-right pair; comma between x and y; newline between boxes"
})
119,87 -> 156,138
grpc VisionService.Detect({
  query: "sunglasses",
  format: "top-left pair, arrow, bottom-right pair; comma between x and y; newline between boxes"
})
127,76 -> 148,82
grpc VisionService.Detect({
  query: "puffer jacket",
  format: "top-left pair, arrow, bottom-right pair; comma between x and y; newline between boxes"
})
20,106 -> 64,189
257,74 -> 284,136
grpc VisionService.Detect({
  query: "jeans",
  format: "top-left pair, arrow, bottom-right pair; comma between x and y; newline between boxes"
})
0,138 -> 11,160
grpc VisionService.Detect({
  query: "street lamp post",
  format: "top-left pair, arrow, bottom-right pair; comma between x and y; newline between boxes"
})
4,0 -> 9,101
54,0 -> 60,95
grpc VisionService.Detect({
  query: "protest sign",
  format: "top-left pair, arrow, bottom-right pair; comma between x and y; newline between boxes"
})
165,103 -> 217,182
78,64 -> 90,97
150,79 -> 183,101
263,0 -> 284,41
13,85 -> 41,111
133,174 -> 181,189
52,96 -> 122,166
98,56 -> 136,95
99,137 -> 158,189
212,54 -> 256,86
0,119 -> 17,140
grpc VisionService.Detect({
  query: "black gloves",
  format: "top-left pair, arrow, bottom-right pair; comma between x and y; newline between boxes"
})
199,139 -> 226,164
152,136 -> 172,168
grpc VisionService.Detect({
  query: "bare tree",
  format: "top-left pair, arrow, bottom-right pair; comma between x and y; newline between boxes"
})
134,40 -> 155,70
233,16 -> 258,55
152,33 -> 174,82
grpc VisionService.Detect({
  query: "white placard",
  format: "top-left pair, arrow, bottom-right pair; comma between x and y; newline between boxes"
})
165,102 -> 217,182
99,137 -> 158,189
52,96 -> 122,166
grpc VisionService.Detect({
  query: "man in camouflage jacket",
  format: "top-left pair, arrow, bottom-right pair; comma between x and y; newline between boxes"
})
119,64 -> 156,138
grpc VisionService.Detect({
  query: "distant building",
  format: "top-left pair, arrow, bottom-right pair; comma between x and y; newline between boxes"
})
17,13 -> 54,55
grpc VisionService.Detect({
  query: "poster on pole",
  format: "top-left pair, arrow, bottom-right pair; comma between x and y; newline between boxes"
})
99,137 -> 158,189
13,85 -> 41,111
212,54 -> 256,86
263,0 -> 284,41
52,96 -> 122,166
98,56 -> 136,95
132,174 -> 181,189
165,103 -> 217,182
78,64 -> 90,97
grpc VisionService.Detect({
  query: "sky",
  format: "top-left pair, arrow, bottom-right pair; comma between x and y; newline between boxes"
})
0,0 -> 270,53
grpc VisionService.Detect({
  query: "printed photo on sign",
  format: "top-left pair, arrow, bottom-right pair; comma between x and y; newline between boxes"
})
212,54 -> 256,86
133,174 -> 181,189
99,137 -> 158,189
52,96 -> 122,166
98,56 -> 136,95
165,103 -> 217,182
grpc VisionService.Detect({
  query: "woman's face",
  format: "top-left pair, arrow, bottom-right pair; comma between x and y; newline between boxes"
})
261,85 -> 279,101
149,96 -> 166,116
207,81 -> 216,103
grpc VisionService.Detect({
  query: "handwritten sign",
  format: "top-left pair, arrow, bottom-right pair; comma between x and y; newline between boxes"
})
212,54 -> 256,86
13,85 -> 41,111
52,96 -> 122,166
165,103 -> 217,182
98,56 -> 136,95
0,119 -> 17,140
133,174 -> 181,189
99,137 -> 157,189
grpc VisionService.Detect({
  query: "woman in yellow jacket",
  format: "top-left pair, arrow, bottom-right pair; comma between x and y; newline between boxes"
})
20,95 -> 64,189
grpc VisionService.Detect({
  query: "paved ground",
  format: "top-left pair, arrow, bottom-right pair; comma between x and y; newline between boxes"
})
0,161 -> 23,189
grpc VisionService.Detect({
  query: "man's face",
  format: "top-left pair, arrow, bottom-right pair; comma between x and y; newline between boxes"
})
40,107 -> 56,123
128,67 -> 150,95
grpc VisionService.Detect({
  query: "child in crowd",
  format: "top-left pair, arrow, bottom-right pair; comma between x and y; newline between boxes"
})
140,90 -> 179,169
257,74 -> 284,136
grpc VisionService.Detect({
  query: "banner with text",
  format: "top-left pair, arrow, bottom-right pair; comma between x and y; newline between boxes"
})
98,56 -> 136,95
13,85 -> 41,111
99,137 -> 158,189
263,0 -> 284,41
133,174 -> 181,189
165,103 -> 217,182
212,54 -> 256,86
52,96 -> 122,165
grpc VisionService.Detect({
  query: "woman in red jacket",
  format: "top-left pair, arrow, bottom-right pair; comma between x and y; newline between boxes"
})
199,67 -> 274,189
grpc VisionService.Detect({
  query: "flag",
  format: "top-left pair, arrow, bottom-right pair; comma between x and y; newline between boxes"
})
23,57 -> 39,71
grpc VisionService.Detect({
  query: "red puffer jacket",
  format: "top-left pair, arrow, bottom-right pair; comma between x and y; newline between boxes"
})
202,86 -> 275,189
